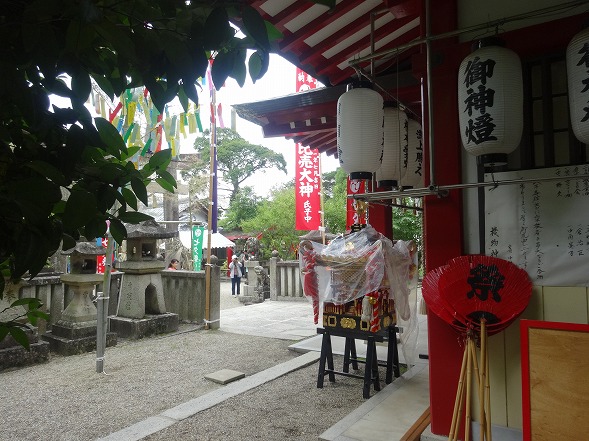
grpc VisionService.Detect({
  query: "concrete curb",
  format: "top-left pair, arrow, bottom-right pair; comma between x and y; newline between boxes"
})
97,351 -> 320,441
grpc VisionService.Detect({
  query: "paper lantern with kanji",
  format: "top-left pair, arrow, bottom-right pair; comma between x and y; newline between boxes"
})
458,38 -> 523,168
567,26 -> 589,144
337,82 -> 384,179
401,118 -> 424,189
376,103 -> 406,188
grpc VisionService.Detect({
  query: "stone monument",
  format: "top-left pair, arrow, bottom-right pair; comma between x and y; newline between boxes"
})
42,239 -> 117,355
109,220 -> 179,338
0,279 -> 50,369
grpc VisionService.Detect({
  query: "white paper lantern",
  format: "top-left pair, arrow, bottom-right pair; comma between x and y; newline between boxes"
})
567,27 -> 589,144
337,82 -> 384,179
458,38 -> 523,167
401,118 -> 424,189
376,103 -> 407,188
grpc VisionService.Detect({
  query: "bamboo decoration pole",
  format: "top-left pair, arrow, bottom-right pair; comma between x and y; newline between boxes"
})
485,335 -> 492,441
449,344 -> 468,441
479,319 -> 487,441
465,336 -> 473,441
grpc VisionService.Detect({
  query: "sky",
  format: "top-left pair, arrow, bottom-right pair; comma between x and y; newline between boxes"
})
184,53 -> 340,197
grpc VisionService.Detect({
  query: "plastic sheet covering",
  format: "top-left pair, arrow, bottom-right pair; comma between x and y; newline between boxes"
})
299,225 -> 420,367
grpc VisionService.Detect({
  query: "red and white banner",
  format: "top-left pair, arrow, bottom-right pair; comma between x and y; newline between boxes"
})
346,179 -> 369,230
295,68 -> 321,230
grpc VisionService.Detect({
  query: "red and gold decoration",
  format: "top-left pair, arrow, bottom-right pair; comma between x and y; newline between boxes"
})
299,226 -> 417,335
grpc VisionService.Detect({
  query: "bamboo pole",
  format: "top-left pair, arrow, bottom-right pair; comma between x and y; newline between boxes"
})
449,344 -> 468,441
465,336 -> 473,441
479,320 -> 487,440
485,337 -> 492,441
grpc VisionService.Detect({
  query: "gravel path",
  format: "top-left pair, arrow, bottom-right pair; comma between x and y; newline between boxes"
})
0,281 -> 377,441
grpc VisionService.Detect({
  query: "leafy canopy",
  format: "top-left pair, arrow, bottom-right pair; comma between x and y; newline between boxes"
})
192,128 -> 287,202
241,183 -> 304,260
0,0 -> 294,342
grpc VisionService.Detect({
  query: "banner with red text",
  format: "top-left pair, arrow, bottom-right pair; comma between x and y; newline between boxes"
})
295,68 -> 321,230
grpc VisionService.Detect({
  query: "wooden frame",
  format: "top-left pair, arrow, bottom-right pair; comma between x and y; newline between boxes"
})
521,319 -> 589,440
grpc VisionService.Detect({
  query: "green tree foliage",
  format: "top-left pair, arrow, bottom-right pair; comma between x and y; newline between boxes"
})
0,0 -> 288,342
241,183 -> 303,260
392,199 -> 423,257
219,186 -> 261,231
192,128 -> 287,203
322,168 -> 348,234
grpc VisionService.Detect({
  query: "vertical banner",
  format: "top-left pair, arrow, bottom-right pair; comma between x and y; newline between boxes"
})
96,237 -> 108,273
191,225 -> 205,271
295,144 -> 321,230
346,179 -> 369,230
295,68 -> 321,230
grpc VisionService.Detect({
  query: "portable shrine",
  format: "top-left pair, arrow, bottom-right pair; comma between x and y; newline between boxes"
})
109,220 -> 179,339
43,239 -> 117,355
300,226 -> 417,398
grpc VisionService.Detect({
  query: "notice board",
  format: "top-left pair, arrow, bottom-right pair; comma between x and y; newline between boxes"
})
521,320 -> 589,440
485,165 -> 589,286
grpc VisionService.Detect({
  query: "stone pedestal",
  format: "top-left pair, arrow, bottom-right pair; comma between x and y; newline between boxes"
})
0,326 -> 50,370
0,280 -> 50,370
109,313 -> 179,339
43,322 -> 117,356
239,263 -> 269,305
42,273 -> 117,355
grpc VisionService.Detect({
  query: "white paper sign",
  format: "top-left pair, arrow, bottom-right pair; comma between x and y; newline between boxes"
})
485,165 -> 589,286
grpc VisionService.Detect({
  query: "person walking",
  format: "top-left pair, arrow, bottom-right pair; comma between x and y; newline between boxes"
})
229,255 -> 243,296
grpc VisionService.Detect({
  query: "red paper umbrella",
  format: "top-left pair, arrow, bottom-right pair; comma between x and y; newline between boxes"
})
438,255 -> 532,334
422,265 -> 467,334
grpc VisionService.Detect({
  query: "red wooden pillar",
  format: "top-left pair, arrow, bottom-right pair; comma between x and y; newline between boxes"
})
370,183 -> 393,238
419,0 -> 465,437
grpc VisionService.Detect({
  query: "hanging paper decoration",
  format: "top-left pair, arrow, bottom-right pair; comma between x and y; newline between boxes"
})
217,103 -> 225,128
567,26 -> 589,144
377,102 -> 406,188
458,38 -> 523,167
401,118 -> 424,189
337,81 -> 384,179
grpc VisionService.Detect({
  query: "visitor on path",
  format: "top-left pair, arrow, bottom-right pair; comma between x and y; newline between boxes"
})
229,255 -> 243,295
167,259 -> 179,270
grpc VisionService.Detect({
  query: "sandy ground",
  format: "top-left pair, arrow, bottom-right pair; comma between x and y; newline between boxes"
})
0,281 -> 378,441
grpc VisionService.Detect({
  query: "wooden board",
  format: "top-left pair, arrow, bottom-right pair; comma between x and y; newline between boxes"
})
521,320 -> 589,440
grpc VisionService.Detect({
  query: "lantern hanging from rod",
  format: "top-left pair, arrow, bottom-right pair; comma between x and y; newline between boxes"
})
457,38 -> 523,168
567,26 -> 589,145
401,118 -> 424,189
376,102 -> 407,188
337,81 -> 384,179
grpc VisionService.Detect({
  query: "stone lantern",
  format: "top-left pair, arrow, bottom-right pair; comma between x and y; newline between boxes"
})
43,239 -> 116,355
109,220 -> 179,339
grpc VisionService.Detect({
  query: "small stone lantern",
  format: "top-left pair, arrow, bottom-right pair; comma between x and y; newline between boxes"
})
43,239 -> 116,355
110,220 -> 179,338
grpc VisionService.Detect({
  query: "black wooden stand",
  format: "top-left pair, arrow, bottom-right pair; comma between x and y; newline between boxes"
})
316,326 -> 400,399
